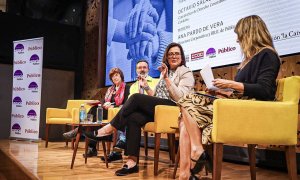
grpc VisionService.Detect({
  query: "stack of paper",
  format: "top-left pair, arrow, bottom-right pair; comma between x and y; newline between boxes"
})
200,64 -> 218,90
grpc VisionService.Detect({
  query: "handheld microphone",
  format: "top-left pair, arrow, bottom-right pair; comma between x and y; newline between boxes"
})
138,81 -> 144,94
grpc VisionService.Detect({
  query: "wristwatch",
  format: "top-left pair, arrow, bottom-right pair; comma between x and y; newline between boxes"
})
143,85 -> 150,91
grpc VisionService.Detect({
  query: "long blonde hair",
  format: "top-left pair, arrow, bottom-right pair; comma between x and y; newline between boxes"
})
234,15 -> 278,69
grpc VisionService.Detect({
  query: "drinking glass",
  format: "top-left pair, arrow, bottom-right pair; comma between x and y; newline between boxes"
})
87,114 -> 93,123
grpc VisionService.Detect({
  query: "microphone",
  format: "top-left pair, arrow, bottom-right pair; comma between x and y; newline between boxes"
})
139,81 -> 144,94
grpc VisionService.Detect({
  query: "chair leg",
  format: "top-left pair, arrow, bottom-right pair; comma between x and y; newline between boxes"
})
172,144 -> 180,179
97,141 -> 100,151
71,125 -> 75,149
113,129 -> 118,146
285,145 -> 297,180
45,124 -> 50,148
213,143 -> 223,180
107,142 -> 111,155
248,144 -> 257,180
144,132 -> 148,157
171,134 -> 176,163
167,133 -> 172,161
65,124 -> 69,147
154,133 -> 161,176
102,141 -> 109,168
205,144 -> 213,175
167,133 -> 176,163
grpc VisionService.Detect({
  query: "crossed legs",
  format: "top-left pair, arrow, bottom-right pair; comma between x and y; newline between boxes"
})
179,120 -> 191,179
179,107 -> 205,179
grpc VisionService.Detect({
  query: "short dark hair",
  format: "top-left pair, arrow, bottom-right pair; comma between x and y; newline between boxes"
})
109,67 -> 124,82
162,42 -> 186,69
136,59 -> 149,69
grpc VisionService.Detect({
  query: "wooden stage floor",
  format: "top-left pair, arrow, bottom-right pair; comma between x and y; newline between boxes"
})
0,140 -> 297,179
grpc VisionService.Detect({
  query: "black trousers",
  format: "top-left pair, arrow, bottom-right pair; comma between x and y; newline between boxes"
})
110,93 -> 176,157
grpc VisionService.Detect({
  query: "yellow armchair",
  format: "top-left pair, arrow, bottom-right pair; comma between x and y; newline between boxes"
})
211,76 -> 300,180
106,107 -> 120,123
143,105 -> 180,176
45,100 -> 94,148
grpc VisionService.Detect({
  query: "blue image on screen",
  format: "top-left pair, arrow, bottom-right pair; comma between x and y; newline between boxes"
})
105,0 -> 173,86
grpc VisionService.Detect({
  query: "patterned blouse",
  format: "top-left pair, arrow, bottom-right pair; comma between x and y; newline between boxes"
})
154,70 -> 175,100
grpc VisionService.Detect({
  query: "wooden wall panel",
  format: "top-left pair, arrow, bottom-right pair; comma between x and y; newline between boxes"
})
278,55 -> 300,78
82,0 -> 101,100
0,0 -> 6,12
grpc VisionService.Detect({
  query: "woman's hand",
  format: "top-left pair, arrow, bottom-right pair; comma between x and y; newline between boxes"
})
205,88 -> 216,96
103,102 -> 114,110
158,63 -> 168,79
212,78 -> 244,94
212,79 -> 234,89
86,100 -> 100,105
205,88 -> 233,98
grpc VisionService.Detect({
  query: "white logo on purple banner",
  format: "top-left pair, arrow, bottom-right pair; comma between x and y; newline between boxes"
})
29,54 -> 40,65
12,96 -> 22,107
14,44 -> 24,54
13,70 -> 24,80
27,109 -> 37,121
11,123 -> 22,135
28,82 -> 38,93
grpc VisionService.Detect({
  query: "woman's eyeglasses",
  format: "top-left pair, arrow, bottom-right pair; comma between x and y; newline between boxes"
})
167,52 -> 181,57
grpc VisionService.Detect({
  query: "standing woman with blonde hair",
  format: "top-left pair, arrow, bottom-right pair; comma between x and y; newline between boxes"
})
178,15 -> 281,180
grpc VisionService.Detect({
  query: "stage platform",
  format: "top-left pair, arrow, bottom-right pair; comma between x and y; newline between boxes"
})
0,140 -> 297,179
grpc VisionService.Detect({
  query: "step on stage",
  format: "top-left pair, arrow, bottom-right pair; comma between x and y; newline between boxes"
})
0,140 -> 297,179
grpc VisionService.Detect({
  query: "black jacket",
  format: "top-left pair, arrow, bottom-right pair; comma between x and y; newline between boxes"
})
235,49 -> 280,100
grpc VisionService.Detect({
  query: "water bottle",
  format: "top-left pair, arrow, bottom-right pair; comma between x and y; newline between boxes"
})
97,104 -> 103,123
79,104 -> 86,123
139,85 -> 144,94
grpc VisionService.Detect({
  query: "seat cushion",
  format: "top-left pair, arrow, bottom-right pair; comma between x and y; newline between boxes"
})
47,118 -> 73,124
143,122 -> 154,132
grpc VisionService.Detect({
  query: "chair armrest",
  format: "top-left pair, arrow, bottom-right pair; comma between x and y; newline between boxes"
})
71,108 -> 80,123
153,105 -> 180,133
212,99 -> 298,145
107,107 -> 120,122
46,108 -> 69,123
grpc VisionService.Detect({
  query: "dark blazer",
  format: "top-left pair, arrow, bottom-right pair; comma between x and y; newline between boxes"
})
235,48 -> 280,100
122,84 -> 131,104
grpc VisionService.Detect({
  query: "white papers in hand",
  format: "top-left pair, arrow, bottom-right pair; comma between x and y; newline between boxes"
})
200,64 -> 218,90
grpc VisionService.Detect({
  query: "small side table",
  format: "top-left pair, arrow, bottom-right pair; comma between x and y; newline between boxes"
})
68,122 -> 109,169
